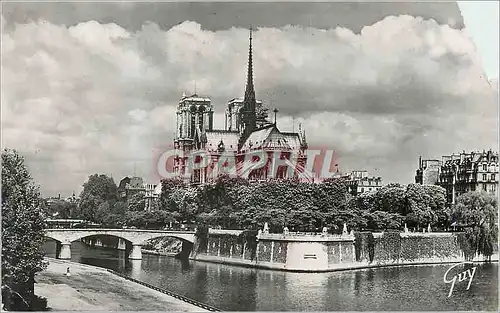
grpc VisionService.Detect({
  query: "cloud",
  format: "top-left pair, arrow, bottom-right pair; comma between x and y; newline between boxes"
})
1,2 -> 465,33
1,15 -> 497,196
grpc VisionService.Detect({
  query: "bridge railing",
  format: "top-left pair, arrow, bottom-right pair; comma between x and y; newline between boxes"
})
44,228 -> 195,233
259,232 -> 355,241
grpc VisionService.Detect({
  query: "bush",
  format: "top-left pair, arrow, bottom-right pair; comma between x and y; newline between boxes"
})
1,286 -> 48,311
195,225 -> 210,253
457,231 -> 476,261
379,231 -> 401,262
238,230 -> 259,260
354,231 -> 375,263
31,294 -> 48,311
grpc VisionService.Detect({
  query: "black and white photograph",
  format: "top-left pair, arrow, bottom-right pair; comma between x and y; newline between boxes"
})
1,1 -> 498,311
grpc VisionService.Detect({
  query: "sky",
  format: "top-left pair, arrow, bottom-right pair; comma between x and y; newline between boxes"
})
1,1 -> 498,197
457,1 -> 499,80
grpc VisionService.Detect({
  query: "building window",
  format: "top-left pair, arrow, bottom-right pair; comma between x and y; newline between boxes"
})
483,174 -> 487,181
492,174 -> 496,181
483,164 -> 487,171
483,184 -> 487,191
360,188 -> 364,193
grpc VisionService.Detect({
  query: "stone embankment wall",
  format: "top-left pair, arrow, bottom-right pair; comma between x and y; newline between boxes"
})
189,230 -> 499,272
143,237 -> 183,254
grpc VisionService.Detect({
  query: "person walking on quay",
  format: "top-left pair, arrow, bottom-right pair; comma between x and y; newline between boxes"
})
65,267 -> 71,277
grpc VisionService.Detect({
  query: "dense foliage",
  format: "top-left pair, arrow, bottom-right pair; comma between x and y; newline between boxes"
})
49,173 -> 454,235
43,173 -> 499,264
238,230 -> 259,260
43,198 -> 78,219
2,149 -> 48,311
194,225 -> 210,253
354,231 -> 375,263
452,191 -> 498,261
78,174 -> 118,222
378,231 -> 402,262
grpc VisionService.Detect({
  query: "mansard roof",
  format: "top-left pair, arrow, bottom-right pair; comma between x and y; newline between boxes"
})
441,150 -> 499,166
127,176 -> 144,189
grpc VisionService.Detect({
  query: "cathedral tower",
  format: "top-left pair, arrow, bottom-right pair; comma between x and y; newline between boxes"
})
173,93 -> 214,179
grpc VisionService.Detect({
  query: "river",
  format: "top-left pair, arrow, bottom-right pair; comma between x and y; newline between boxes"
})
43,240 -> 498,311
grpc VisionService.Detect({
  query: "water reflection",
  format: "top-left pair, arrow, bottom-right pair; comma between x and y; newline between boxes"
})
353,271 -> 362,296
42,241 -> 498,311
129,260 -> 142,277
284,273 -> 330,311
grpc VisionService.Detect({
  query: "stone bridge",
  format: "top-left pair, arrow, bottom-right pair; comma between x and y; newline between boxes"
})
44,229 -> 196,260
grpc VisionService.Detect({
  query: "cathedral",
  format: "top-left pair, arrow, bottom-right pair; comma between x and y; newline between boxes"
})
173,30 -> 308,185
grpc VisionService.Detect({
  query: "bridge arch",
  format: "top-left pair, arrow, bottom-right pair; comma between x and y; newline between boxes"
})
44,234 -> 63,243
43,232 -> 135,260
45,232 -> 133,245
43,229 -> 196,260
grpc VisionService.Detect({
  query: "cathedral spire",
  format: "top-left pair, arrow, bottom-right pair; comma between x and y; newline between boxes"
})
239,27 -> 258,150
245,28 -> 254,101
243,27 -> 257,131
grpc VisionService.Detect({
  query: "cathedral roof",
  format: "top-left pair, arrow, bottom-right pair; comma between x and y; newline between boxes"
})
240,125 -> 275,151
275,132 -> 302,150
205,130 -> 240,152
240,124 -> 303,151
180,94 -> 211,102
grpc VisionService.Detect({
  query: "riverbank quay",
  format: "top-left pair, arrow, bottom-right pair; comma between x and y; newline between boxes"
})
34,258 -> 210,311
190,230 -> 499,272
192,253 -> 499,273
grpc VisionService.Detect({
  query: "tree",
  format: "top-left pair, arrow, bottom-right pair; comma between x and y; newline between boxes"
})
351,191 -> 376,212
159,178 -> 186,212
452,191 -> 498,260
45,199 -> 76,219
423,185 -> 448,227
405,184 -> 448,229
78,194 -> 101,222
94,202 -> 112,225
78,174 -> 118,222
125,211 -> 146,228
316,178 -> 349,230
364,211 -> 404,230
81,174 -> 118,202
1,149 -> 48,310
196,174 -> 249,218
127,192 -> 145,211
335,195 -> 368,231
373,183 -> 407,214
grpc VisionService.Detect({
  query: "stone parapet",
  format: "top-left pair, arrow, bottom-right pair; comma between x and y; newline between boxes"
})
190,231 -> 499,272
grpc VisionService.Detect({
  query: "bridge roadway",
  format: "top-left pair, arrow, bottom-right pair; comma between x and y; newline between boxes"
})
44,229 -> 196,260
